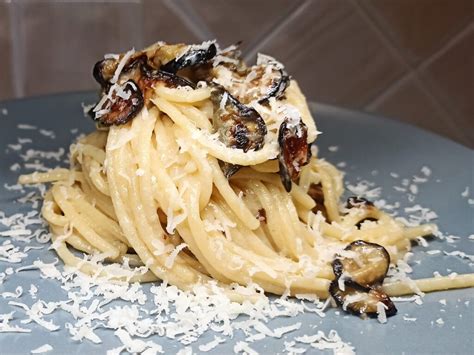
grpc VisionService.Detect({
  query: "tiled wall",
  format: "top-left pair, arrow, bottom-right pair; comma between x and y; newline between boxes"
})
0,0 -> 472,147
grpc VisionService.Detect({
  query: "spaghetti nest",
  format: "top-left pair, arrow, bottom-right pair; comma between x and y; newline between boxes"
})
19,41 -> 471,302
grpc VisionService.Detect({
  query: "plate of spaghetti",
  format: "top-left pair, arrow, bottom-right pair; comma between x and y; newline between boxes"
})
0,40 -> 472,354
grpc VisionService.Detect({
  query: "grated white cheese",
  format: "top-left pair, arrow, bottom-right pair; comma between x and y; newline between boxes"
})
1,286 -> 23,299
219,91 -> 229,111
233,341 -> 258,355
412,175 -> 428,183
346,180 -> 381,199
8,301 -> 60,331
0,312 -> 31,333
151,239 -> 174,256
18,138 -> 33,144
445,235 -> 460,243
39,129 -> 56,139
111,48 -> 135,84
337,272 -> 350,292
376,302 -> 388,324
114,328 -> 163,353
165,206 -> 187,234
0,241 -> 29,263
164,243 -> 188,269
66,323 -> 102,344
81,102 -> 96,117
176,347 -> 193,355
284,341 -> 307,354
10,163 -> 21,171
415,237 -> 428,247
273,322 -> 302,337
7,143 -> 22,151
29,285 -> 38,299
408,184 -> 418,195
198,336 -> 226,352
17,124 -> 37,130
30,344 -> 53,354
295,330 -> 355,354
421,166 -> 431,176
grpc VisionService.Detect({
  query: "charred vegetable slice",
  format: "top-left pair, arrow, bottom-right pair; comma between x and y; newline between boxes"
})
231,64 -> 290,104
333,240 -> 390,288
278,117 -> 311,192
123,54 -> 150,76
211,56 -> 290,104
330,240 -> 396,320
210,84 -> 267,152
107,54 -> 195,90
93,53 -> 153,91
90,80 -> 144,126
140,69 -> 195,94
90,51 -> 195,126
329,281 -> 397,318
257,68 -> 290,103
161,43 -> 217,73
93,58 -> 117,88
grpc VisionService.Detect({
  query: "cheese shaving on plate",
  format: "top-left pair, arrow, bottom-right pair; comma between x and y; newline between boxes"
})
30,344 -> 53,354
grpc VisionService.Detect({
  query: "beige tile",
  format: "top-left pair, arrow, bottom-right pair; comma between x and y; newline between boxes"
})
183,0 -> 302,52
17,1 -> 142,97
370,78 -> 471,147
0,1 -> 14,100
360,0 -> 473,66
142,0 -> 201,45
259,1 -> 406,108
421,27 -> 474,147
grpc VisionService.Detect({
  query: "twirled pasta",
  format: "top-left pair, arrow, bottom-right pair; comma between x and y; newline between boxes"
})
19,42 -> 474,302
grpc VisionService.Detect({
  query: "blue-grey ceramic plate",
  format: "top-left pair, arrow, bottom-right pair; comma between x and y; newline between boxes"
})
0,93 -> 472,354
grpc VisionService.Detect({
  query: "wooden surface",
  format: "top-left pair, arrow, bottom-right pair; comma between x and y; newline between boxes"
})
0,0 -> 472,147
